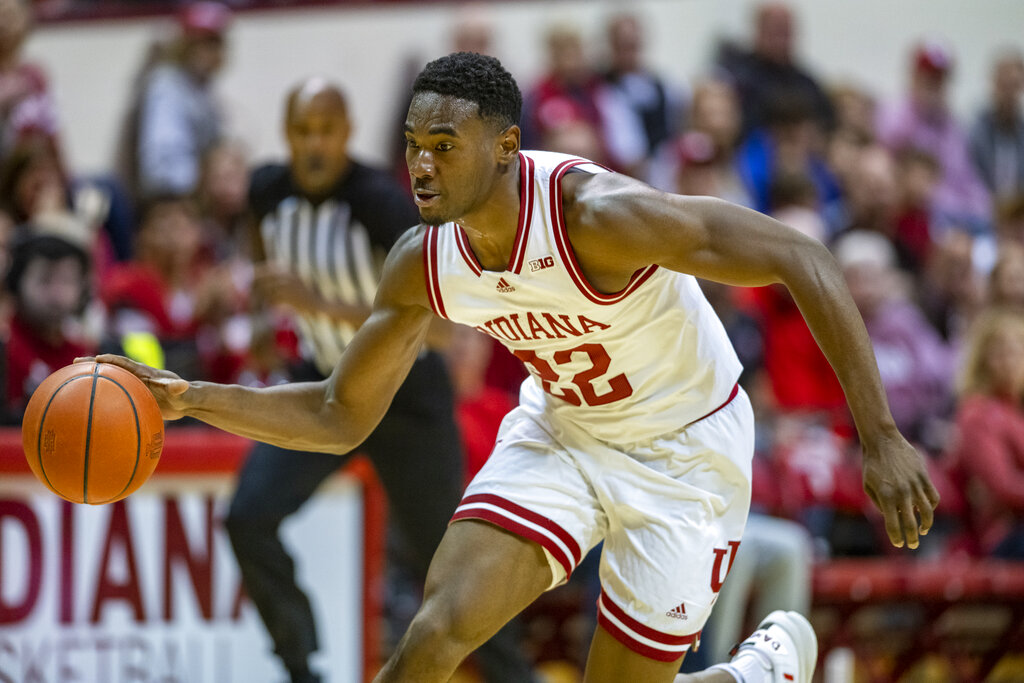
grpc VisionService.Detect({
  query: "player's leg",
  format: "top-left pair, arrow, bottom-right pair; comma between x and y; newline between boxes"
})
224,440 -> 345,683
375,404 -> 604,682
586,621 -> 818,683
577,387 -> 758,683
584,625 -> 696,682
364,356 -> 538,682
373,518 -> 554,682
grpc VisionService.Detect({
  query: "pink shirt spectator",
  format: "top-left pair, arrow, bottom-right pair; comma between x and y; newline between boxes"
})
877,42 -> 992,230
877,99 -> 991,228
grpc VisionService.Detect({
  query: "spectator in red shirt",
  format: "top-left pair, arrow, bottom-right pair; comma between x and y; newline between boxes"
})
444,326 -> 517,485
521,23 -> 615,168
101,195 -> 245,382
948,308 -> 1024,557
2,231 -> 93,420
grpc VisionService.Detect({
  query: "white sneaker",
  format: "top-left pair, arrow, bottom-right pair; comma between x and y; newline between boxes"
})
730,610 -> 818,683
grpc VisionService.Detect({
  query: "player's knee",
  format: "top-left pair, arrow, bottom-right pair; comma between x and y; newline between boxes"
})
407,592 -> 489,655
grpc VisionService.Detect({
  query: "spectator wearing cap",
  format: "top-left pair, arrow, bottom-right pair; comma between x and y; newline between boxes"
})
877,39 -> 992,233
969,48 -> 1024,203
119,1 -> 232,206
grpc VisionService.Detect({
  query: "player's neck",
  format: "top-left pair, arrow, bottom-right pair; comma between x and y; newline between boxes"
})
456,157 -> 522,272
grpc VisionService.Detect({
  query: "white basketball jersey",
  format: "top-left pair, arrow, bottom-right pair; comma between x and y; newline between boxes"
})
423,150 -> 742,444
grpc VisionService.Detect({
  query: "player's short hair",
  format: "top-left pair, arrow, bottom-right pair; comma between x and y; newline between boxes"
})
412,52 -> 522,130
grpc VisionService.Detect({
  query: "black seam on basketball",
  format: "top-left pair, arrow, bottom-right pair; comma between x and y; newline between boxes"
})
36,373 -> 95,497
82,364 -> 100,504
92,374 -> 142,504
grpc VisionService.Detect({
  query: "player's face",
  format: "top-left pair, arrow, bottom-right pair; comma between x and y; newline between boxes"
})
404,92 -> 509,225
286,96 -> 351,197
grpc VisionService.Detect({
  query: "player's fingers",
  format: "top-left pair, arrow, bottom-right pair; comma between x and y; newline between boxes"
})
72,356 -> 96,364
94,353 -> 152,378
880,498 -> 905,548
143,376 -> 189,396
898,501 -> 920,550
916,503 -> 934,537
925,476 -> 941,509
167,379 -> 190,396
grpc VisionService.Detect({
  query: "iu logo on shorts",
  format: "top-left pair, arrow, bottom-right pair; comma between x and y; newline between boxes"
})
710,540 -> 741,593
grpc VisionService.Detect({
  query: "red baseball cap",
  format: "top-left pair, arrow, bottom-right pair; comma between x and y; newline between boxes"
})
178,2 -> 232,38
913,40 -> 953,78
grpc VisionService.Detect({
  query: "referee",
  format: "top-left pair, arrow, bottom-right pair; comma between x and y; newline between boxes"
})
224,78 -> 534,683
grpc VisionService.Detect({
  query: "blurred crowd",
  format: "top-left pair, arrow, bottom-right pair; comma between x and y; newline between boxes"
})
2,0 -> 1024,578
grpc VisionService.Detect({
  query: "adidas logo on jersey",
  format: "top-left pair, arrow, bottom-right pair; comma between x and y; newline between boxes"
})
666,603 -> 688,620
496,277 -> 515,293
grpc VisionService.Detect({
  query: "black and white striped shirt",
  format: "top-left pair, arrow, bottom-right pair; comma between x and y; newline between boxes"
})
249,162 -> 420,375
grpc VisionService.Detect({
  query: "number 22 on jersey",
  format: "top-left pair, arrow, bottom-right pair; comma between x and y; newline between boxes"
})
514,343 -> 634,407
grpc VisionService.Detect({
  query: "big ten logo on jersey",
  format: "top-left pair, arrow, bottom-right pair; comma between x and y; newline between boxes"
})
529,256 -> 555,272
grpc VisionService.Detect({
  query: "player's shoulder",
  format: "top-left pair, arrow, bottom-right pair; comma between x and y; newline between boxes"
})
386,223 -> 429,264
561,167 -> 657,230
376,224 -> 433,308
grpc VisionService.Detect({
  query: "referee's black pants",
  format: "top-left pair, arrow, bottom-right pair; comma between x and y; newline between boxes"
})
224,353 -> 534,682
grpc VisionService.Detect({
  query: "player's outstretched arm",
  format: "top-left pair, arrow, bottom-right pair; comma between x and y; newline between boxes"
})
563,172 -> 940,549
88,227 -> 436,455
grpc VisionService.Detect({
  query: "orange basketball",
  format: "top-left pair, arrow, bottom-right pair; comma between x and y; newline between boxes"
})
21,362 -> 164,505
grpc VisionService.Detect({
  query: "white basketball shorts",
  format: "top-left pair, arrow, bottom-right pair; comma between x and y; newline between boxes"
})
451,385 -> 754,662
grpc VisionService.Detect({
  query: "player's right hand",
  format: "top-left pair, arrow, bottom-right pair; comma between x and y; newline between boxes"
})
75,355 -> 191,421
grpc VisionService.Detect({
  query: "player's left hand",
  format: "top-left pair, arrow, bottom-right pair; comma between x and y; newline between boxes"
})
861,433 -> 941,550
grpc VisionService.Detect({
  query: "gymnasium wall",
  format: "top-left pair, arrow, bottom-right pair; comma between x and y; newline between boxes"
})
24,0 -> 1024,175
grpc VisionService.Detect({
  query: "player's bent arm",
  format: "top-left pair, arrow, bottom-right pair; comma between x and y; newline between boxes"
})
167,228 -> 434,454
566,173 -> 940,547
566,173 -> 895,436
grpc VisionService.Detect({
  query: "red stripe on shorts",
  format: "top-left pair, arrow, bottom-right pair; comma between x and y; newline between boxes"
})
451,493 -> 582,577
597,590 -> 699,662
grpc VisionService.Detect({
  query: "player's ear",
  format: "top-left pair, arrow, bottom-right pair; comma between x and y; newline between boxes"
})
496,124 -> 520,166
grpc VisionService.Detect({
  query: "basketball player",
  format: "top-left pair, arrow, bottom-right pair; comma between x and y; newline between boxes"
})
91,53 -> 939,683
224,78 -> 533,683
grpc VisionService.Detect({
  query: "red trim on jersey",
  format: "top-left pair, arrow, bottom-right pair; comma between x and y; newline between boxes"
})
686,383 -> 739,427
597,591 -> 699,662
548,160 -> 660,305
422,226 -> 449,319
454,225 -> 483,276
508,153 -> 536,274
451,493 -> 583,576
